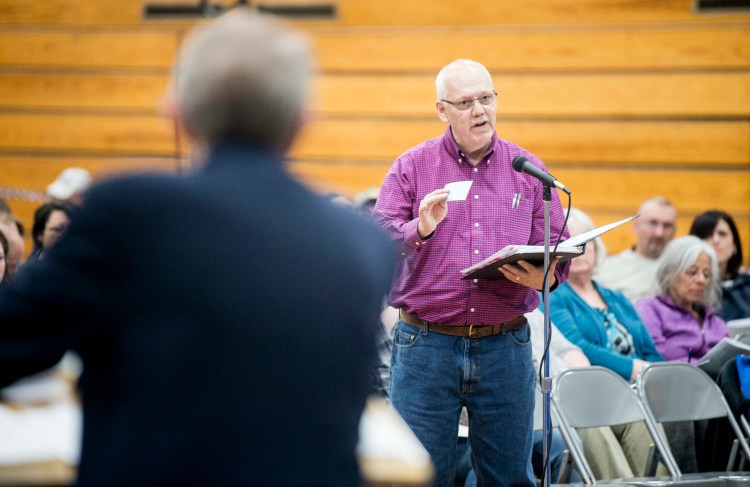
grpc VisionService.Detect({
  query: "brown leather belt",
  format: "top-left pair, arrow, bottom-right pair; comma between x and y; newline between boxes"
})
399,310 -> 527,339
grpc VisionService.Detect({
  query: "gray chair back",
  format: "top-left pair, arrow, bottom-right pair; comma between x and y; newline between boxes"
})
552,366 -> 679,483
637,362 -> 750,477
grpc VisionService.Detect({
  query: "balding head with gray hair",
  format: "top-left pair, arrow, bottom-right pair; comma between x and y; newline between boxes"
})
172,9 -> 312,154
435,59 -> 493,101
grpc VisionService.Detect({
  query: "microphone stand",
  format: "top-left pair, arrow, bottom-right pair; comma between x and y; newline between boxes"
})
541,184 -> 553,487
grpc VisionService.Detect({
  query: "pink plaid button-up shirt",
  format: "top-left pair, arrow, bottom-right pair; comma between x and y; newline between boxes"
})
373,126 -> 570,325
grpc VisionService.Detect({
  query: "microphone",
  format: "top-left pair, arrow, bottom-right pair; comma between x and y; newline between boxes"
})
511,156 -> 570,195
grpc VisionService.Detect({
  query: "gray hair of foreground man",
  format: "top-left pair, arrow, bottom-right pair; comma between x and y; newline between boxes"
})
173,9 -> 312,152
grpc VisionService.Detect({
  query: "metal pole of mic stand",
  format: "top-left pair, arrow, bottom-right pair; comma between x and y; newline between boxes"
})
541,184 -> 553,487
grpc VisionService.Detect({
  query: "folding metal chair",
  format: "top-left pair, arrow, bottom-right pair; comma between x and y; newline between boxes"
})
551,366 -> 678,484
636,362 -> 750,478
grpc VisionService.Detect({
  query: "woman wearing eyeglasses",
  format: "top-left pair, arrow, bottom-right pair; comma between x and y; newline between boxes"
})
634,235 -> 729,363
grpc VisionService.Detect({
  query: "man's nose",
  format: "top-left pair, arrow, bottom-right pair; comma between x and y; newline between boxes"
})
471,99 -> 483,114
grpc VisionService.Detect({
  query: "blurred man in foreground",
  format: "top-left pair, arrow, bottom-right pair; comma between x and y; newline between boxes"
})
0,9 -> 393,486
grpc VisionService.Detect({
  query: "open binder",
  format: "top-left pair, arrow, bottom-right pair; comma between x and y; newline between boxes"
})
460,215 -> 638,280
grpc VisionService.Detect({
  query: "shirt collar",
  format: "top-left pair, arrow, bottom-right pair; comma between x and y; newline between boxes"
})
656,294 -> 713,318
441,125 -> 498,167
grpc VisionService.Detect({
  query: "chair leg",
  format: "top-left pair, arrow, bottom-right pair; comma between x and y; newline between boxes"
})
558,449 -> 572,484
728,438 -> 739,471
644,443 -> 659,477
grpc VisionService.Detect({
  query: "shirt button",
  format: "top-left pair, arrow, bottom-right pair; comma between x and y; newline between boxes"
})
474,222 -> 479,227
415,242 -> 419,246
474,195 -> 479,199
401,252 -> 406,256
473,167 -> 478,172
474,249 -> 479,254
470,308 -> 475,312
473,279 -> 478,283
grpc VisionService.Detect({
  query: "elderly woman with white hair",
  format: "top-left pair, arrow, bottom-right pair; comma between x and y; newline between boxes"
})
549,208 -> 664,383
634,235 -> 729,363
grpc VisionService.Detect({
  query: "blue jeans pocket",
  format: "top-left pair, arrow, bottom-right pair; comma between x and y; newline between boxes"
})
393,321 -> 420,349
508,324 -> 531,347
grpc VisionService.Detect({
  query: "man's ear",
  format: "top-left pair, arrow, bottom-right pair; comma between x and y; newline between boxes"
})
158,87 -> 180,123
436,100 -> 449,123
159,89 -> 209,166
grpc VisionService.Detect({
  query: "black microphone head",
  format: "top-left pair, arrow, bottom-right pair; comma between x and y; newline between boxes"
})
511,155 -> 528,172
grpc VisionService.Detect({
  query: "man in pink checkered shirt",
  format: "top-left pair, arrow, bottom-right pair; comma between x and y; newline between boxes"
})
373,59 -> 570,486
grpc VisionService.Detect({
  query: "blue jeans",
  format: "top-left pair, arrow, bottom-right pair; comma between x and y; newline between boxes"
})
391,320 -> 535,487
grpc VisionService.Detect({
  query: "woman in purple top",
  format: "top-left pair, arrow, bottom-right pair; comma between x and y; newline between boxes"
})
635,235 -> 729,363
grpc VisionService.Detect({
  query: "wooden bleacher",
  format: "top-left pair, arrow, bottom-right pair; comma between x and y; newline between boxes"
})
0,0 -> 748,259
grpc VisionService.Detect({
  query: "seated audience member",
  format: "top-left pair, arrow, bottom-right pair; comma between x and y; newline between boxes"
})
596,197 -> 677,301
0,220 -> 82,476
323,192 -> 355,210
635,236 -> 729,363
46,168 -> 91,206
0,204 -> 82,477
689,210 -> 750,321
27,202 -> 73,263
550,208 -> 664,382
635,237 -> 735,474
547,208 -> 667,479
352,187 -> 380,217
0,212 -> 25,281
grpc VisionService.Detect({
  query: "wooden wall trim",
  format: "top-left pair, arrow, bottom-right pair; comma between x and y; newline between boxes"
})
4,71 -> 747,117
1,24 -> 748,72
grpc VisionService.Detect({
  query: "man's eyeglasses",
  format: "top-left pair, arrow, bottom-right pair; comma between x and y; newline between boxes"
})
441,91 -> 497,111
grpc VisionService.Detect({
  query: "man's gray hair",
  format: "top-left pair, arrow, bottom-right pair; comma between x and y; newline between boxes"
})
639,196 -> 676,216
435,59 -> 493,100
174,9 -> 312,152
655,235 -> 721,308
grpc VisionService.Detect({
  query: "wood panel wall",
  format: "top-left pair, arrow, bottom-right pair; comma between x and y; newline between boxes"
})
0,0 -> 748,261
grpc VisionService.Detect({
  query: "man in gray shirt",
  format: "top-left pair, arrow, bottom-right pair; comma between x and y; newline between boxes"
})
596,196 -> 677,301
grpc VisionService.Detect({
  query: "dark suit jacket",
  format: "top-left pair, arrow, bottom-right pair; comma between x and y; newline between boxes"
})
0,140 -> 395,486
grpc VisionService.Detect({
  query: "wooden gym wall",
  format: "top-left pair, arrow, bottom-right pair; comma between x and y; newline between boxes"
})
0,0 -> 748,260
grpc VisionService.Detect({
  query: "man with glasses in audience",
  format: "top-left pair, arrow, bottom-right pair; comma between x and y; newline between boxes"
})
373,59 -> 570,486
597,196 -> 677,301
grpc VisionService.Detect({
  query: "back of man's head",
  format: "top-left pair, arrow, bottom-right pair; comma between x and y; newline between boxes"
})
172,9 -> 312,154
